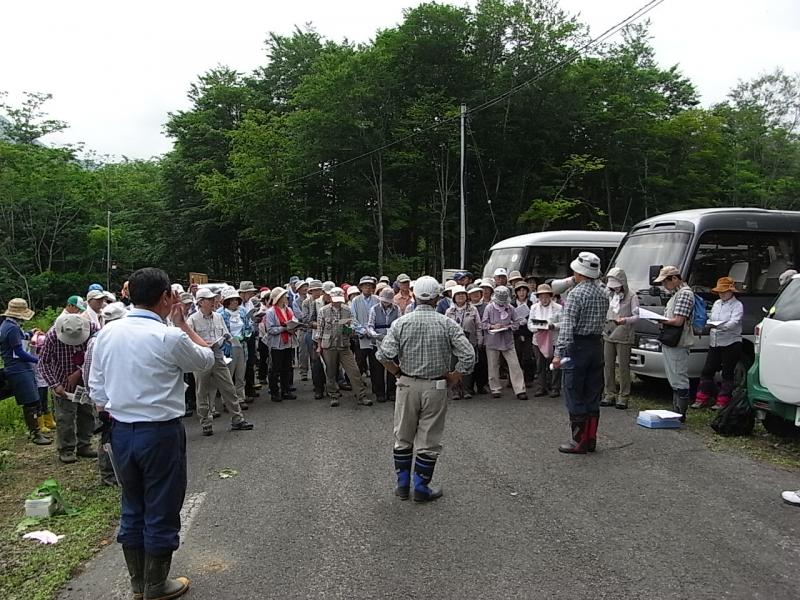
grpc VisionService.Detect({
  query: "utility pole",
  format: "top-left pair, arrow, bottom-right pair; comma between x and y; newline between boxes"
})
459,103 -> 466,270
106,210 -> 111,290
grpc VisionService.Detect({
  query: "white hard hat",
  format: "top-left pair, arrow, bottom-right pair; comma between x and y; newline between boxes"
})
414,276 -> 442,301
494,267 -> 508,277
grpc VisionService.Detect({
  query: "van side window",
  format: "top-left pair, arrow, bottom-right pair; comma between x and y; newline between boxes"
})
689,232 -> 795,295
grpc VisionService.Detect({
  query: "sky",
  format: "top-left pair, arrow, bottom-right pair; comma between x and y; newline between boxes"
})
1,0 -> 798,160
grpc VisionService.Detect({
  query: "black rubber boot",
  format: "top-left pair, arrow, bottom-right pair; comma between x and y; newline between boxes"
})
413,453 -> 443,503
144,552 -> 190,600
23,405 -> 51,445
558,415 -> 589,454
122,546 -> 145,600
393,447 -> 413,500
675,389 -> 690,423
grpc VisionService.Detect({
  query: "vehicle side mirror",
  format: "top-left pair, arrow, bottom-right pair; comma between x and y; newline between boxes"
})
762,306 -> 768,315
648,265 -> 663,287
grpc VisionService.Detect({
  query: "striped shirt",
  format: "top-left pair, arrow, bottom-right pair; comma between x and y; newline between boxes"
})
376,304 -> 476,377
555,280 -> 609,358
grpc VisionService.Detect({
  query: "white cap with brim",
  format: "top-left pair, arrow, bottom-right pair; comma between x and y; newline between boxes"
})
86,290 -> 106,301
570,252 -> 602,279
330,287 -> 346,303
101,302 -> 128,322
195,288 -> 216,300
606,277 -> 622,289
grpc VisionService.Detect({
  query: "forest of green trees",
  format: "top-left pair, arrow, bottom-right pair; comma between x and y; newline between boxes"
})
1,0 -> 799,308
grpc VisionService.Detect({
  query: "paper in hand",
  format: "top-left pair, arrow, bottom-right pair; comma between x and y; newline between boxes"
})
639,307 -> 668,322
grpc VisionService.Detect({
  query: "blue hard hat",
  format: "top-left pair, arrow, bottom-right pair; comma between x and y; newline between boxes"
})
88,283 -> 104,292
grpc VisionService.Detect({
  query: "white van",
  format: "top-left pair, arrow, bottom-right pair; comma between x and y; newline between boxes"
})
482,230 -> 625,282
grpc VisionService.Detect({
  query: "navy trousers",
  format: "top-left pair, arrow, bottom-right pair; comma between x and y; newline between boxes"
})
562,336 -> 604,417
112,419 -> 186,554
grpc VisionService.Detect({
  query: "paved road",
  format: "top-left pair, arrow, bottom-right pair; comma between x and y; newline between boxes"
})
60,376 -> 800,600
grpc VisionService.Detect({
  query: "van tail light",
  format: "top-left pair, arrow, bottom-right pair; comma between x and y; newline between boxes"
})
754,324 -> 761,354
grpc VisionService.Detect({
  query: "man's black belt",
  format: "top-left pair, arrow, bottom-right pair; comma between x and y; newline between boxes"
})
398,372 -> 445,381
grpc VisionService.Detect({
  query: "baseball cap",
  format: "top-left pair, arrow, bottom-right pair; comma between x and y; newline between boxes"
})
653,266 -> 681,283
67,295 -> 87,311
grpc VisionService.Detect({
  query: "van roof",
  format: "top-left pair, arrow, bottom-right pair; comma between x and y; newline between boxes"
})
490,230 -> 625,251
630,208 -> 800,233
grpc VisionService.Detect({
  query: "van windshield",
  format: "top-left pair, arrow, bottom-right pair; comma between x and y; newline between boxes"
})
610,232 -> 691,292
483,247 -> 525,278
772,278 -> 800,321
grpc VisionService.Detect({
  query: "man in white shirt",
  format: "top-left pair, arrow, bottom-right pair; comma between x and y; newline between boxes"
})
85,290 -> 107,329
88,267 -> 214,600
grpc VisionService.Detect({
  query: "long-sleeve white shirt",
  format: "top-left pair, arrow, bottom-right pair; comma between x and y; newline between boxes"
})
709,297 -> 743,347
89,308 -> 214,422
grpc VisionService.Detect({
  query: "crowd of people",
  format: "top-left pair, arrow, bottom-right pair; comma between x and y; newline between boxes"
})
3,255 -> 798,598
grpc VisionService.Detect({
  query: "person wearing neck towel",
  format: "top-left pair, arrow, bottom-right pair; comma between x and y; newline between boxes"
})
317,287 -> 370,407
445,285 -> 482,399
552,252 -> 609,454
186,288 -> 253,436
467,284 -> 490,395
350,276 -> 380,400
88,268 -> 215,600
528,284 -> 563,397
481,286 -> 528,400
217,288 -> 252,408
601,268 -> 639,410
367,287 -> 402,402
264,287 -> 299,402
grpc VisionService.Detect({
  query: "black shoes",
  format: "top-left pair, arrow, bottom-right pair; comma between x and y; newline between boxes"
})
376,395 -> 387,403
77,446 -> 98,459
230,420 -> 254,431
517,393 -> 528,400
600,398 -> 615,407
202,426 -> 213,436
314,391 -> 324,400
282,392 -> 297,400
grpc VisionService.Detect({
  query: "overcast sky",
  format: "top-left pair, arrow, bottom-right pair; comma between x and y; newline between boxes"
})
1,0 -> 797,160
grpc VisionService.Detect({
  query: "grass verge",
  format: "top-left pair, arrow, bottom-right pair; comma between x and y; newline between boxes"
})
0,430 -> 119,600
629,380 -> 800,470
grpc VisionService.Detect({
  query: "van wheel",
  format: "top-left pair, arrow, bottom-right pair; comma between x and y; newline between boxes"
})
762,414 -> 800,439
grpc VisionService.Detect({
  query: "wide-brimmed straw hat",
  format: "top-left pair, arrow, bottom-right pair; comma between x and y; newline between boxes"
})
711,276 -> 738,294
534,284 -> 554,296
2,298 -> 34,321
514,280 -> 530,292
55,313 -> 91,346
508,270 -> 523,284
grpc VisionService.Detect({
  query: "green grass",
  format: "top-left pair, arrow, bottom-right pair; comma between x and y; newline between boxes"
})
629,381 -> 800,470
0,398 -> 25,434
0,436 -> 120,600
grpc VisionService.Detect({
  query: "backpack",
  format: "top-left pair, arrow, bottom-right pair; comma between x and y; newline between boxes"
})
710,384 -> 755,437
691,293 -> 708,336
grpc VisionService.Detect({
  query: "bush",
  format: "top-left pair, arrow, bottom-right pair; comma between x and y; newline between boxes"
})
27,307 -> 60,333
0,398 -> 25,433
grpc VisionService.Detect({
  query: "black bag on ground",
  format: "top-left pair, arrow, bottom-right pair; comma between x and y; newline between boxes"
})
710,384 -> 755,436
658,324 -> 682,347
